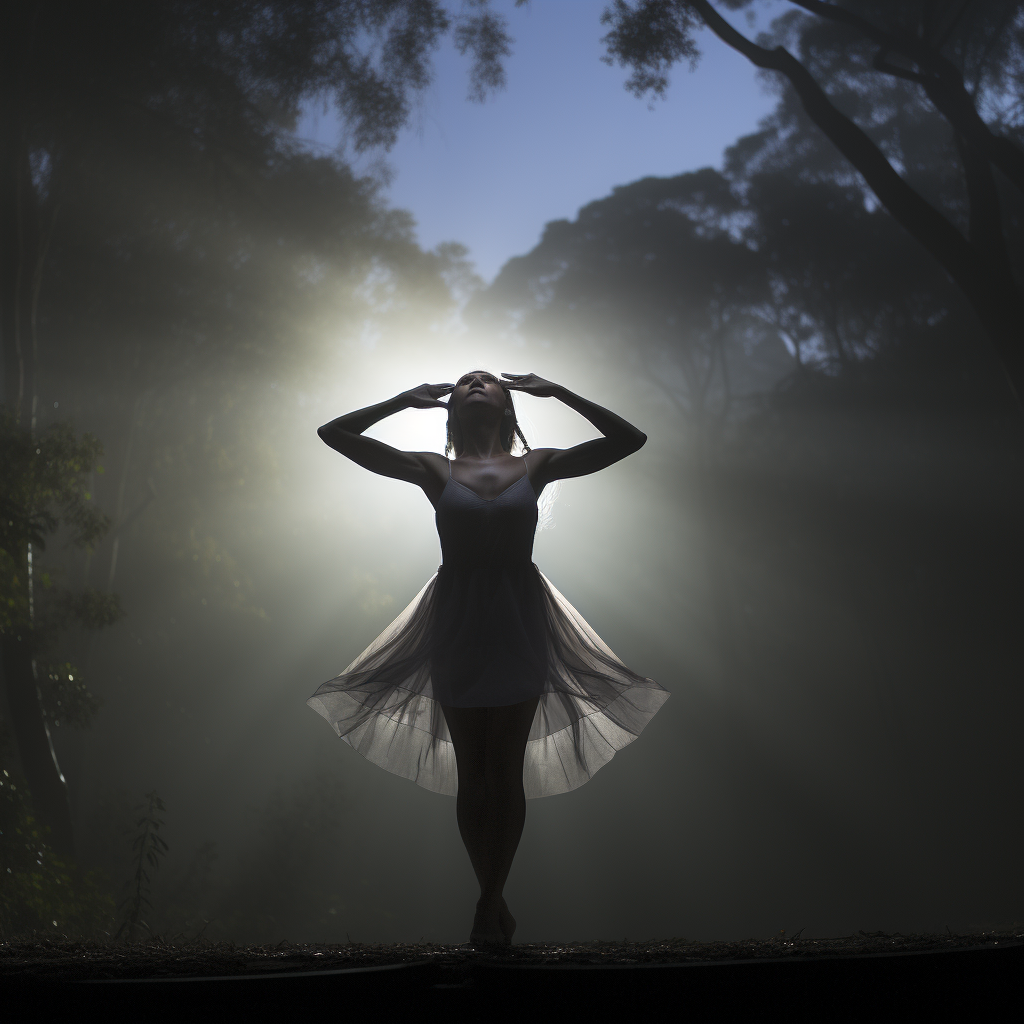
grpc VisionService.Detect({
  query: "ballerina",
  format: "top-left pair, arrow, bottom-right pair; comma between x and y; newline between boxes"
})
308,370 -> 670,948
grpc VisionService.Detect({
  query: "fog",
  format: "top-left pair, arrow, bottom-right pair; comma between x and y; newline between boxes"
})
2,1 -> 1021,947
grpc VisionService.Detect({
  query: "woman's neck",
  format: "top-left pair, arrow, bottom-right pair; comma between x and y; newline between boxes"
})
457,433 -> 508,460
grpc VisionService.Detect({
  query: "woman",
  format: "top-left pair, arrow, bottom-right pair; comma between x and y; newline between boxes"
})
308,370 -> 670,948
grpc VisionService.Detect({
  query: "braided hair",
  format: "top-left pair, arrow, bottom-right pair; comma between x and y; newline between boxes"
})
445,381 -> 530,457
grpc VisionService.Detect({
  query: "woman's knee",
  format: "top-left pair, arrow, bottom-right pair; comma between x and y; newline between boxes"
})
481,753 -> 526,796
448,697 -> 536,794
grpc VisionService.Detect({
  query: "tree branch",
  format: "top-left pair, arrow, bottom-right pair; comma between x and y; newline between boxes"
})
689,0 -> 1024,400
921,74 -> 1024,198
787,0 -> 1024,196
690,1 -> 978,284
871,49 -> 927,85
788,0 -> 890,48
955,130 -> 1014,291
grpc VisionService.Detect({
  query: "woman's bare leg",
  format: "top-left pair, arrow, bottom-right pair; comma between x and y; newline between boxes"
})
442,704 -> 490,887
442,696 -> 539,945
476,698 -> 538,910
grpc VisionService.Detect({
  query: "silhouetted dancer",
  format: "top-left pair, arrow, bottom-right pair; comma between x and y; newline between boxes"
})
308,371 -> 670,948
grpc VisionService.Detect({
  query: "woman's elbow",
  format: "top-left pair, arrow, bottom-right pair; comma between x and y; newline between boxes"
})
317,424 -> 337,447
631,431 -> 647,452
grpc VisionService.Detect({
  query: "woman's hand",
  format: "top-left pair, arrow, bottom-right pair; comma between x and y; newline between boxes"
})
402,382 -> 454,409
501,372 -> 561,398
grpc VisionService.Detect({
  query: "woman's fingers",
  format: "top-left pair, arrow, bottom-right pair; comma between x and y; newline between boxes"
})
501,372 -> 557,398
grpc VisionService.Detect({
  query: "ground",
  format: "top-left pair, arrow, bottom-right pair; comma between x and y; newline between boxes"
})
1,929 -> 1018,980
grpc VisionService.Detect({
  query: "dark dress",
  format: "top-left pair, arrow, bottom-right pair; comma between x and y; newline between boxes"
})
306,457 -> 670,798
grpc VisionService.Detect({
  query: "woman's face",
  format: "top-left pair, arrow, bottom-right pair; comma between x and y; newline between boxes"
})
452,370 -> 507,415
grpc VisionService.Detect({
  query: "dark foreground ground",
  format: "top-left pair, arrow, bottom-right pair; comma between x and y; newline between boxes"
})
3,930 -> 1020,1023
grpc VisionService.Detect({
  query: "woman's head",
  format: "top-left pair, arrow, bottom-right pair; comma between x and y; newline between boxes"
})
446,369 -> 530,457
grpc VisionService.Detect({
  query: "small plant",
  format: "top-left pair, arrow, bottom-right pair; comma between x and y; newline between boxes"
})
0,763 -> 116,940
115,790 -> 169,943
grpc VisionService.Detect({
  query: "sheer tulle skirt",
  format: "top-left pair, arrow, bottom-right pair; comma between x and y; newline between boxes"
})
306,565 -> 670,799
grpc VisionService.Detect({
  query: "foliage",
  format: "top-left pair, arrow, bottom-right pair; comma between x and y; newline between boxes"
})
600,0 -> 704,97
8,0 -> 519,624
31,96 -> 466,629
0,764 -> 116,940
2,1 -> 1016,946
2,1 -> 497,893
16,1 -> 512,161
602,2 -> 1024,133
114,791 -> 170,943
468,161 -> 975,449
0,412 -> 120,730
471,169 -> 764,426
0,414 -> 110,579
34,662 -> 104,730
598,0 -> 1024,398
470,1 -> 1022,437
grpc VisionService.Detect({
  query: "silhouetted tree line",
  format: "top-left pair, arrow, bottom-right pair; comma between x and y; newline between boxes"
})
602,0 -> 1024,400
471,1 -> 1022,426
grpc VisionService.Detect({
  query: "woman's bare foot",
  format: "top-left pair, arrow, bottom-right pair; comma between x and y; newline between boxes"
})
498,898 -> 516,941
470,898 -> 509,947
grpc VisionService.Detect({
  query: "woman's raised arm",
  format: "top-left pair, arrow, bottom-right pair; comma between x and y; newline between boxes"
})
502,374 -> 646,491
317,383 -> 453,488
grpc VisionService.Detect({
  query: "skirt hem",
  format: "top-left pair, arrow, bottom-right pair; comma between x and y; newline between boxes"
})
306,568 -> 671,799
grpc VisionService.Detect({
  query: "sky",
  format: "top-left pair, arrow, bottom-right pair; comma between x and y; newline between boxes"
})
297,0 -> 783,283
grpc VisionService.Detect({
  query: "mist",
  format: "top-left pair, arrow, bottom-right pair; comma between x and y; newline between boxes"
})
2,1 -> 1021,949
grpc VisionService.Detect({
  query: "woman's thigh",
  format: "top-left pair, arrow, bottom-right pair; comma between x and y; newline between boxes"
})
441,696 -> 539,786
484,696 -> 540,784
441,704 -> 488,778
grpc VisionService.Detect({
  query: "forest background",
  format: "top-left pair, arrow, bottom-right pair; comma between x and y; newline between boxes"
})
1,0 -> 1021,945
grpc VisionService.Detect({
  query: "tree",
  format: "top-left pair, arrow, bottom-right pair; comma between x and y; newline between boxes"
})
0,759 -> 116,939
600,0 -> 1024,402
0,414 -> 121,855
2,0 -> 516,427
470,169 -> 770,444
1,0 -> 510,862
468,158 -> 964,439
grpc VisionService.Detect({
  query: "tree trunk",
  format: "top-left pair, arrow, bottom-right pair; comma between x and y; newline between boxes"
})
0,69 -> 24,418
692,0 -> 1024,404
0,635 -> 76,858
0,16 -> 77,859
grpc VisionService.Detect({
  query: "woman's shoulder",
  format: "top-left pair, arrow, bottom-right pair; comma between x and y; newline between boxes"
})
524,448 -> 559,473
524,447 -> 559,466
413,451 -> 450,466
411,451 -> 451,479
